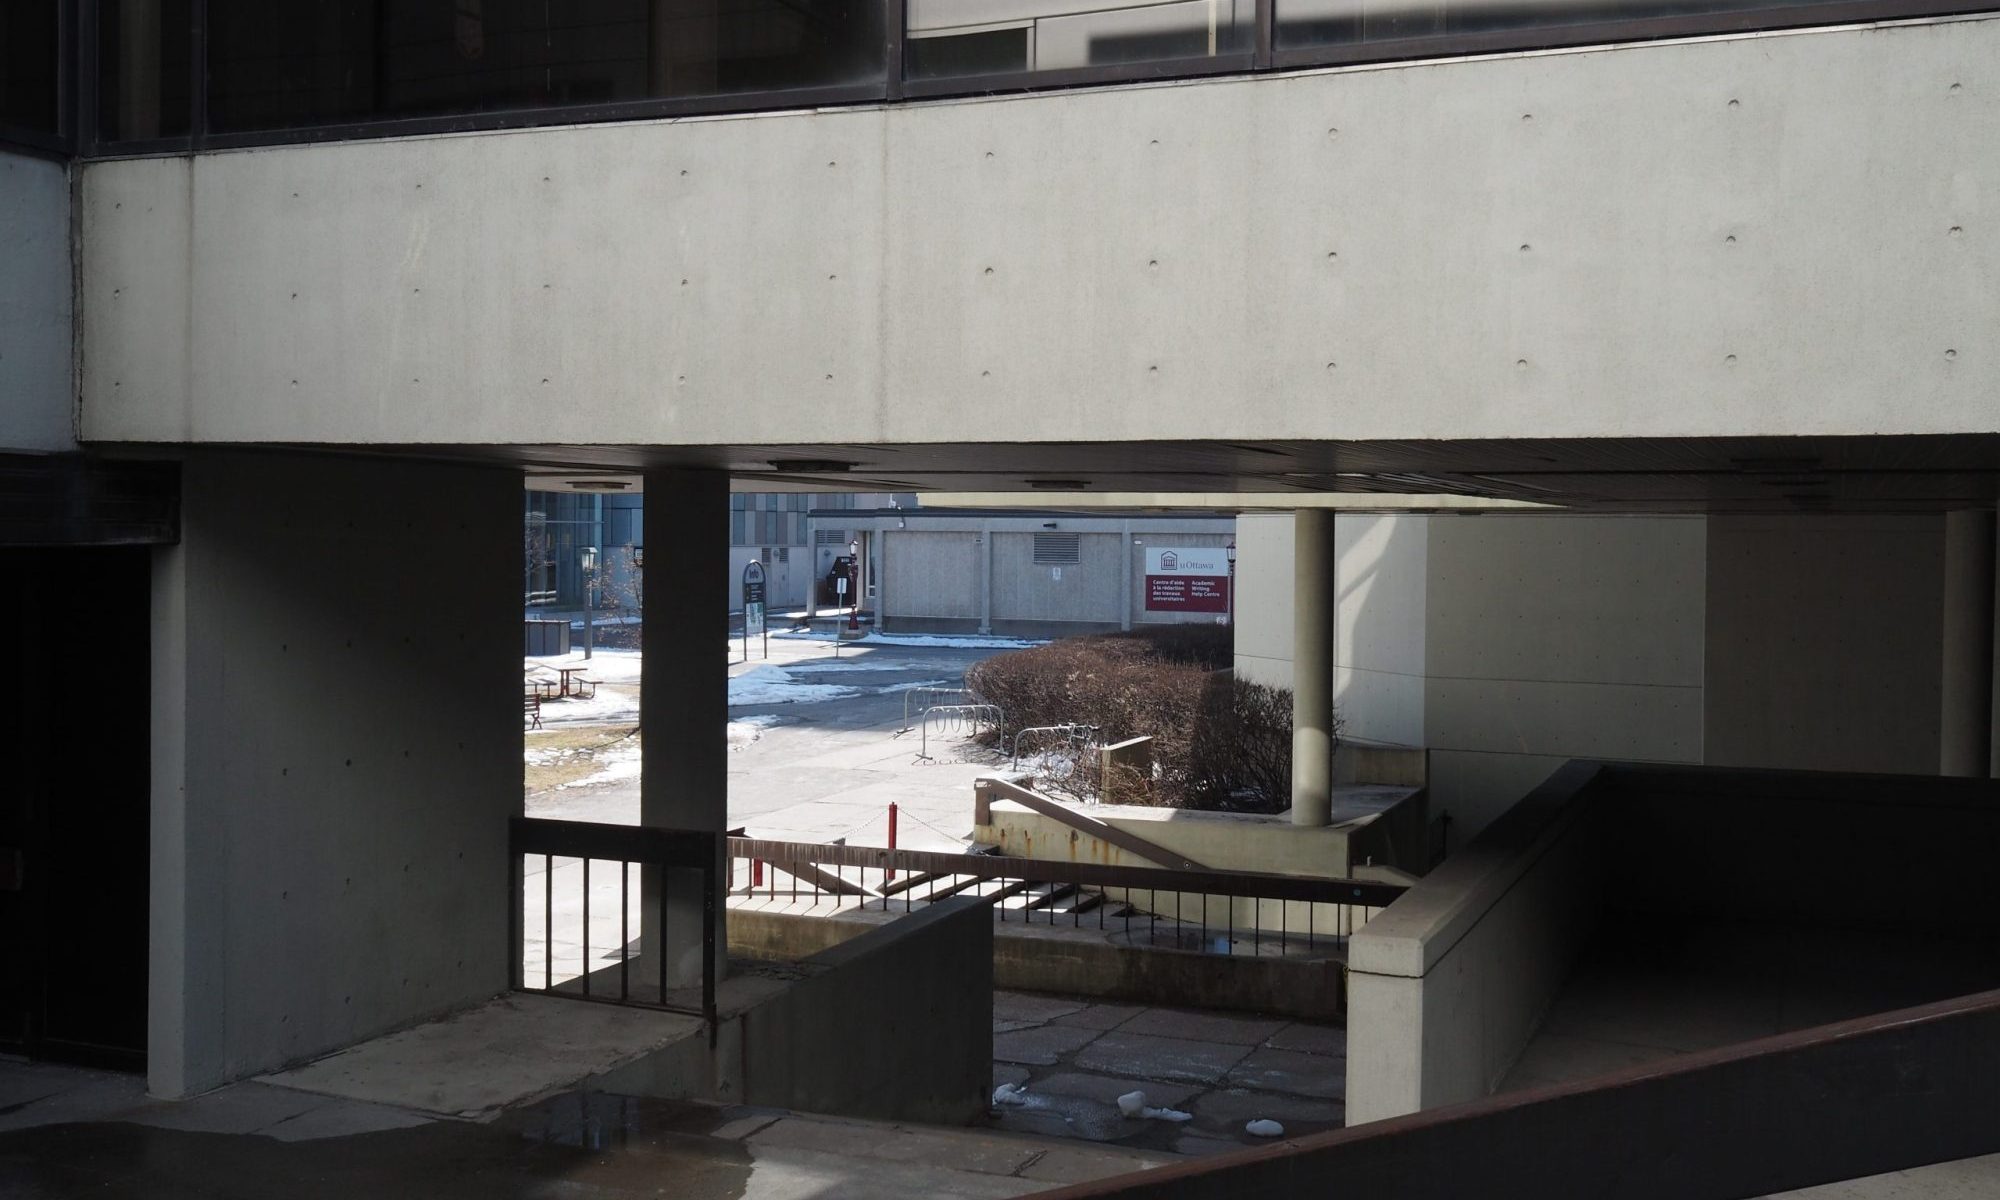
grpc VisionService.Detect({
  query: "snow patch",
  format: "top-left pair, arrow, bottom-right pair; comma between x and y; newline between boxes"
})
773,630 -> 1044,650
729,714 -> 782,749
729,665 -> 862,706
558,741 -> 641,789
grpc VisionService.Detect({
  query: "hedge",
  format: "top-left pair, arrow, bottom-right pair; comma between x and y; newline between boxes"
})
966,626 -> 1320,812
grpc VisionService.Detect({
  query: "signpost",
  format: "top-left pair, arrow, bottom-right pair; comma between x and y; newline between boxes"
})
742,560 -> 768,661
1143,546 -> 1231,614
832,571 -> 847,659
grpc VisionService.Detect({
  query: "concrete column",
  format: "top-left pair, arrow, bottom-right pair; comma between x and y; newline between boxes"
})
1292,508 -> 1337,825
1941,510 -> 1996,776
642,469 -> 729,987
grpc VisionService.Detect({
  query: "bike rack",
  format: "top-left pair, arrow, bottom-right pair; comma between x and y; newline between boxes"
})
919,703 -> 1003,759
901,685 -> 973,732
1010,723 -> 1099,769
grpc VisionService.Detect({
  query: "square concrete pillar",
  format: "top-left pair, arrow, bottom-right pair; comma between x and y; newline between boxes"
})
641,469 -> 729,988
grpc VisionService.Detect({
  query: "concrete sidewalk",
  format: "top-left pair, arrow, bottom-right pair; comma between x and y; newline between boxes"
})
0,1057 -> 1173,1199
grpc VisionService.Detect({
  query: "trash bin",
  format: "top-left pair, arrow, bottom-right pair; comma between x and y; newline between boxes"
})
524,618 -> 571,656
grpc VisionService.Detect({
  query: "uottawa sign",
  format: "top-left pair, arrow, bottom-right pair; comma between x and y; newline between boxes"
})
1144,547 -> 1230,613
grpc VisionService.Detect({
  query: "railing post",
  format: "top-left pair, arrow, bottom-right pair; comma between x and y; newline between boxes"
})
886,803 -> 898,883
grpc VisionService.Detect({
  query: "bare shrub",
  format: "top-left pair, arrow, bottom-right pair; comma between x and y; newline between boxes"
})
967,630 -> 1304,811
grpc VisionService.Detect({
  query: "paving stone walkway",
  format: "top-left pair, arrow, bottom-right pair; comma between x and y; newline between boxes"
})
987,990 -> 1347,1155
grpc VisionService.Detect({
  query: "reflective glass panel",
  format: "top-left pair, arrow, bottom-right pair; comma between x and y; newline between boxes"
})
907,0 -> 1253,81
1276,0 -> 1808,51
207,0 -> 887,134
98,0 -> 194,142
0,0 -> 60,134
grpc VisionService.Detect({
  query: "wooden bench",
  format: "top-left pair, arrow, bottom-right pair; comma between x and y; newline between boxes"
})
523,692 -> 543,729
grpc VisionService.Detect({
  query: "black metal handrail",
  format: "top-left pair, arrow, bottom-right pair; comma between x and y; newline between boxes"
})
510,817 -> 718,1030
728,835 -> 1406,957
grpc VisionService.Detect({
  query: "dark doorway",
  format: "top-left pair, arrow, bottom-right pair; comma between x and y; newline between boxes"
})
0,547 -> 151,1070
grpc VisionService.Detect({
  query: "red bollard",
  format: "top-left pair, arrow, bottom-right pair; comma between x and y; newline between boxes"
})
887,803 -> 898,884
752,859 -> 764,890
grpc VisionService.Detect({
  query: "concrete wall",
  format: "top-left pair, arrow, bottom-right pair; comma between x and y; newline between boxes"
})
991,531 -> 1123,628
729,904 -> 1346,1022
79,16 -> 2000,447
1941,511 -> 1995,777
728,545 -> 807,611
150,450 -> 518,1098
1233,512 -> 1294,690
1239,512 -> 1707,845
1345,762 -> 1606,1123
1336,515 -> 1428,747
738,897 -> 993,1124
1426,516 -> 1706,840
0,151 -> 74,452
884,529 -> 983,620
978,798 -> 1376,937
1705,515 -> 1951,774
871,516 -> 1234,634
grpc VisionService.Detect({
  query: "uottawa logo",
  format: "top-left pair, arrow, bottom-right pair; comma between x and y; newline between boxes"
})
1159,552 -> 1180,571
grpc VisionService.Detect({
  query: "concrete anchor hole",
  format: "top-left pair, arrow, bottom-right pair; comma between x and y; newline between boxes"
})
1949,227 -> 1963,237
1945,349 -> 1958,360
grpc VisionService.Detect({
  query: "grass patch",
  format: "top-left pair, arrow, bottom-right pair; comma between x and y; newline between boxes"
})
524,725 -> 639,794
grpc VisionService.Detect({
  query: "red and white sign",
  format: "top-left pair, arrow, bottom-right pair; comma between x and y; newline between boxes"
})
1144,546 -> 1231,613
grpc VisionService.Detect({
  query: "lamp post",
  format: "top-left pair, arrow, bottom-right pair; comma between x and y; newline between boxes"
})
1225,540 -> 1237,627
848,539 -> 860,631
580,546 -> 598,659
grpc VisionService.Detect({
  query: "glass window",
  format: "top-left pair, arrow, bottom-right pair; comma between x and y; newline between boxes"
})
1275,0 -> 1801,52
0,0 -> 60,134
206,0 -> 887,135
907,0 -> 1251,82
98,0 -> 195,142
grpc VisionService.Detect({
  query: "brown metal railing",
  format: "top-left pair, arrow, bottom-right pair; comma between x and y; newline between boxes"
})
727,836 -> 1405,957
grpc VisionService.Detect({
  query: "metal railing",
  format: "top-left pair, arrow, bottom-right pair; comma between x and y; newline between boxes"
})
726,836 -> 1405,957
511,817 -> 718,1030
901,685 -> 975,731
919,703 -> 1003,759
1010,723 -> 1098,769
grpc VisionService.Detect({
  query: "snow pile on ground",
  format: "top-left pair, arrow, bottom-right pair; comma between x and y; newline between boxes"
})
729,665 -> 862,706
773,630 -> 1045,650
729,714 -> 782,749
1245,1119 -> 1285,1138
533,685 -> 639,725
1116,1090 -> 1192,1122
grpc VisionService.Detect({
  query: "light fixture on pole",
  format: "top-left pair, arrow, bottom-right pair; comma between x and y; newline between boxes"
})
580,546 -> 598,659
